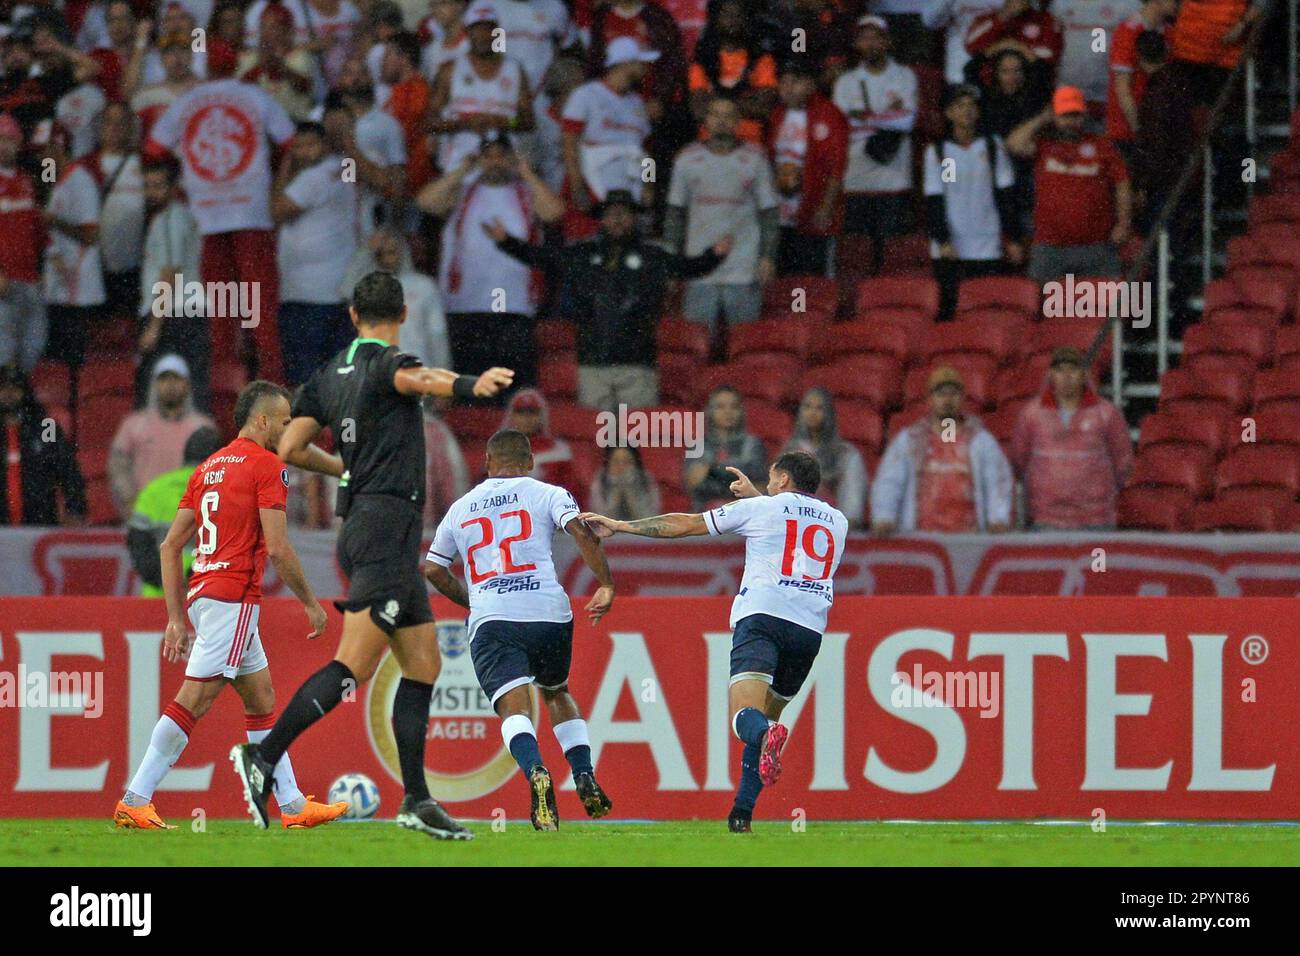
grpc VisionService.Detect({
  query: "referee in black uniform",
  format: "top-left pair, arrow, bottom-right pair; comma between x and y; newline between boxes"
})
231,271 -> 512,839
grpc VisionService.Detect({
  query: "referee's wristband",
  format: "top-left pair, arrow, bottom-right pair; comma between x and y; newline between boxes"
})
452,374 -> 478,401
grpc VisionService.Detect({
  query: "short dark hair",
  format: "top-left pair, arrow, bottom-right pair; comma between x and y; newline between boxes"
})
388,31 -> 422,67
295,119 -> 325,138
183,426 -> 224,465
351,270 -> 405,323
1135,29 -> 1167,65
486,429 -> 532,466
771,451 -> 821,494
142,158 -> 179,182
234,380 -> 290,429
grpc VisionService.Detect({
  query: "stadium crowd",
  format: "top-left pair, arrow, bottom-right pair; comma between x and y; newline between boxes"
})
0,0 -> 1280,541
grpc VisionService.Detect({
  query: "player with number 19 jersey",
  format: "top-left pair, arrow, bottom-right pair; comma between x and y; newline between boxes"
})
705,492 -> 848,635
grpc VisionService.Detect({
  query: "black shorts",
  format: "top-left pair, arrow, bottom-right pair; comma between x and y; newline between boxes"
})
730,613 -> 822,700
470,619 -> 573,707
843,192 -> 913,239
335,496 -> 433,635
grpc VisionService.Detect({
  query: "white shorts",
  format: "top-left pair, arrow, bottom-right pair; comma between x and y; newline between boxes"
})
185,598 -> 268,681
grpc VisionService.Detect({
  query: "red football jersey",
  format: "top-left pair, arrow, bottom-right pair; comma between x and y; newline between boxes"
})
1032,135 -> 1128,247
179,437 -> 288,606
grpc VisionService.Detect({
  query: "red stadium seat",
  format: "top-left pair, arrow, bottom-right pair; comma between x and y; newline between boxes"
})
1253,368 -> 1300,412
743,400 -> 793,447
546,403 -> 600,442
995,362 -> 1049,405
1182,321 -> 1273,367
955,275 -> 1040,320
1183,353 -> 1258,388
729,318 -> 816,361
904,355 -> 996,408
85,476 -> 118,526
639,444 -> 686,493
1158,367 -> 1252,415
801,355 -> 904,410
209,362 -> 248,397
568,441 -> 601,503
1029,319 -> 1112,371
30,361 -> 71,407
982,401 -> 1026,447
76,394 -> 135,448
1128,444 -> 1216,498
442,405 -> 501,439
76,446 -> 108,481
45,404 -> 73,437
925,321 -> 1018,366
1226,235 -> 1300,276
1117,486 -> 1192,531
539,354 -> 578,402
1238,408 -> 1300,449
879,233 -> 931,275
1138,408 -> 1230,459
885,402 -> 928,444
855,276 -> 940,323
1216,445 -> 1300,494
657,352 -> 703,406
1277,327 -> 1300,366
810,321 -> 910,366
1188,496 -> 1289,532
535,321 -> 576,354
1247,193 -> 1300,229
78,358 -> 136,401
1202,276 -> 1289,325
834,400 -> 885,451
657,319 -> 710,361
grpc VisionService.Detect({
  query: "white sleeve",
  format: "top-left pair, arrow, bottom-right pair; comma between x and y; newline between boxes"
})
548,484 -> 581,533
68,170 -> 101,223
384,116 -> 407,163
704,496 -> 761,536
426,513 -> 458,566
284,165 -> 326,210
149,98 -> 182,149
666,152 -> 689,207
262,91 -> 296,145
560,85 -> 588,127
752,153 -> 780,211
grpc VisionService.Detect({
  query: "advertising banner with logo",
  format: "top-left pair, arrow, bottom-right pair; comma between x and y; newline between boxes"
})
4,528 -> 1300,598
1,597 -> 1294,821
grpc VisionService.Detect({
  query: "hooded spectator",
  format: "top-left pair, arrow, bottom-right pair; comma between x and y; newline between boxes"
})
871,365 -> 1013,534
685,384 -> 767,510
1010,346 -> 1134,530
783,387 -> 868,528
0,362 -> 86,525
500,387 -> 574,489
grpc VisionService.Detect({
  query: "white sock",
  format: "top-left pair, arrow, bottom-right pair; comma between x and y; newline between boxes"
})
246,728 -> 305,813
126,714 -> 189,802
501,713 -> 537,748
552,718 -> 590,753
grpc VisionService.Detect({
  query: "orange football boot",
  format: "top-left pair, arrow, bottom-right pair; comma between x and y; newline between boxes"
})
113,800 -> 177,830
280,795 -> 349,829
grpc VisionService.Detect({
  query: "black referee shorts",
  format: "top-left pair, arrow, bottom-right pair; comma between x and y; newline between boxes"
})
335,496 -> 433,635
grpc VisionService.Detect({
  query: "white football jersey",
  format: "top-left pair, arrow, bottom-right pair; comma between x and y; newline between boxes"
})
427,476 -> 581,638
705,493 -> 848,633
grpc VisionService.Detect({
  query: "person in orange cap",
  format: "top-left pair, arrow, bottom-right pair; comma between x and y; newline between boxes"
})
1005,84 -> 1132,283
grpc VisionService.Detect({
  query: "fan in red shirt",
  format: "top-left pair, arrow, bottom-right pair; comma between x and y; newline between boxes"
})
112,380 -> 347,833
965,0 -> 1063,87
1007,86 -> 1132,282
0,113 -> 46,373
1104,0 -> 1178,145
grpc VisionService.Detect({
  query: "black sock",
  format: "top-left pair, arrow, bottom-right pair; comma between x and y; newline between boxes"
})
392,678 -> 433,802
259,660 -> 354,767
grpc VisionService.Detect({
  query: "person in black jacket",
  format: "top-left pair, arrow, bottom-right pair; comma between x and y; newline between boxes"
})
0,362 -> 86,525
484,189 -> 731,411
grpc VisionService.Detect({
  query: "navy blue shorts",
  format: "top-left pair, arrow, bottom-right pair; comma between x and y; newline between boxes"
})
471,620 -> 574,707
730,613 -> 823,700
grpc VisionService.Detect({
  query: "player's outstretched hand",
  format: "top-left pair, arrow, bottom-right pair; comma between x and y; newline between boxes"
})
474,367 -> 514,397
305,600 -> 328,640
577,512 -> 619,539
726,466 -> 761,499
585,585 -> 614,624
163,619 -> 191,663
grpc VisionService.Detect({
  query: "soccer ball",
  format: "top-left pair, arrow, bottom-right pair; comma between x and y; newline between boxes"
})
328,773 -> 380,820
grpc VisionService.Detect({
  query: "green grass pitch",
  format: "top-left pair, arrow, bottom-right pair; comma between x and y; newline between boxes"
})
2,819 -> 1297,867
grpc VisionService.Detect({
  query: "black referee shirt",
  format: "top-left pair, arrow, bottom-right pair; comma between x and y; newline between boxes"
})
291,337 -> 425,517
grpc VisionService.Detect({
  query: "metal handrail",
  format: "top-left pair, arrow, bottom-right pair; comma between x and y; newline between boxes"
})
1084,0 -> 1284,387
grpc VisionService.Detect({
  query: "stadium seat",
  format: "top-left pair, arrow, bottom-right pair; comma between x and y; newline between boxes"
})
1181,321 -> 1273,367
546,402 -> 600,442
76,394 -> 135,448
657,319 -> 710,361
762,275 -> 838,318
903,355 -> 996,409
801,355 -> 904,410
1253,368 -> 1300,413
76,446 -> 108,482
1188,497 -> 1288,532
639,444 -> 687,493
729,317 -> 817,361
78,358 -> 136,401
982,401 -> 1027,447
995,362 -> 1049,405
442,405 -> 501,439
209,362 -> 248,398
954,275 -> 1040,321
1201,276 -> 1288,325
834,400 -> 885,452
855,276 -> 940,323
879,233 -> 931,275
925,321 -> 1018,366
536,320 -> 577,354
656,352 -> 703,406
1183,353 -> 1258,387
1226,235 -> 1300,277
30,361 -> 71,407
885,402 -> 928,444
1138,408 -> 1230,460
85,476 -> 118,526
1158,367 -> 1251,415
1029,319 -> 1112,371
568,440 -> 601,502
1216,445 -> 1300,494
460,440 -> 488,482
1247,193 -> 1300,229
1277,327 -> 1300,366
1117,485 -> 1192,531
743,400 -> 793,447
809,321 -> 910,366
698,354 -> 804,407
45,404 -> 73,437
944,307 -> 1031,339
1128,444 -> 1216,499
539,354 -> 578,402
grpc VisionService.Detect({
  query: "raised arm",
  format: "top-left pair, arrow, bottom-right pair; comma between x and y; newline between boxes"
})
392,365 -> 514,399
278,415 -> 344,478
578,511 -> 709,539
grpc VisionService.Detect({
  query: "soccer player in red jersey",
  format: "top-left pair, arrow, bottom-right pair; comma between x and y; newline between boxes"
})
113,381 -> 348,830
